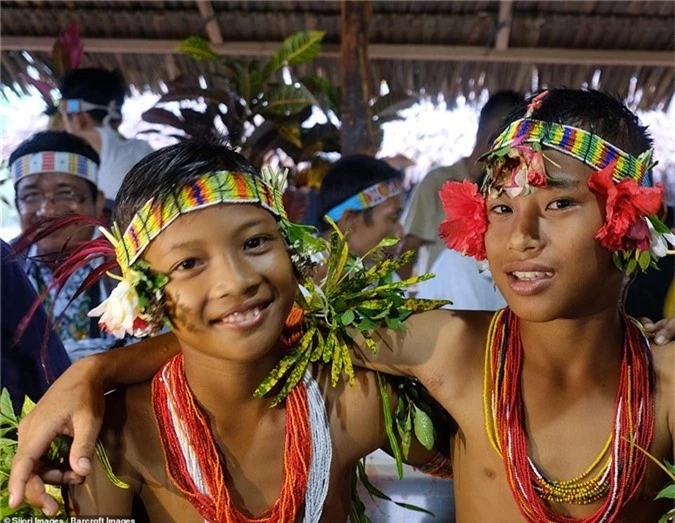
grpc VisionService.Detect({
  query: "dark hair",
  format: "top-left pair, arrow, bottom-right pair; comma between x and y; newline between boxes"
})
317,155 -> 403,231
478,90 -> 524,133
498,89 -> 653,156
113,139 -> 259,230
59,68 -> 127,123
9,131 -> 100,198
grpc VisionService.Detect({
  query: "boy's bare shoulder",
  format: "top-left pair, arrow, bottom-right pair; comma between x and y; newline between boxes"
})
405,309 -> 494,392
651,340 -> 675,397
100,381 -> 165,480
310,364 -> 390,463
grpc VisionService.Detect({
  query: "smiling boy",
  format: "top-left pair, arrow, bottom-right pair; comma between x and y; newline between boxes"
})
12,140 -> 443,521
10,90 -> 675,522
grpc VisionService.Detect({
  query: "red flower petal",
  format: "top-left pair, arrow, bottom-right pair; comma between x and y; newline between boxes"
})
438,180 -> 487,260
588,160 -> 664,253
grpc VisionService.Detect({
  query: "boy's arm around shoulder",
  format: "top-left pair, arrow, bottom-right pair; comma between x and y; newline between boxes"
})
352,309 -> 491,395
8,332 -> 179,512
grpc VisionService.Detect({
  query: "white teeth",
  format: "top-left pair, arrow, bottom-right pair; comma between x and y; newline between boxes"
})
219,306 -> 262,324
512,271 -> 553,281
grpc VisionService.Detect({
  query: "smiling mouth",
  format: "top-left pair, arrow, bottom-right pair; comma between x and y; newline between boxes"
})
212,301 -> 271,326
510,271 -> 554,281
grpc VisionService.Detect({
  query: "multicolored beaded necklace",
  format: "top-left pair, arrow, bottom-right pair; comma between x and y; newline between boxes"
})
483,308 -> 655,522
152,353 -> 312,523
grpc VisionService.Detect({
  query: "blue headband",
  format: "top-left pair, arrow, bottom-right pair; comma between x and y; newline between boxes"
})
326,180 -> 403,221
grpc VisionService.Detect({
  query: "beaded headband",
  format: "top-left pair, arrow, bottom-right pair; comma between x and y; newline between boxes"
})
10,151 -> 98,186
117,170 -> 287,269
485,118 -> 654,186
325,179 -> 402,221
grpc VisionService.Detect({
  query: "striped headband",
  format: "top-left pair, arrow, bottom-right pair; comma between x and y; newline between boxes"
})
11,151 -> 98,186
326,179 -> 403,221
486,118 -> 654,186
117,171 -> 287,269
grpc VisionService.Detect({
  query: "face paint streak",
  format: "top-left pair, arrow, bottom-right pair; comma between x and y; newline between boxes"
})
164,292 -> 202,334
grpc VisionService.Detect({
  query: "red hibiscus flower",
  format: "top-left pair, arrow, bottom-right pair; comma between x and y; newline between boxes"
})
438,180 -> 487,260
588,160 -> 663,252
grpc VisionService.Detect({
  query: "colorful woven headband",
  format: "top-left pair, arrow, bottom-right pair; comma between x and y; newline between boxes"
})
11,151 -> 98,186
486,118 -> 654,186
117,170 -> 287,269
325,179 -> 403,221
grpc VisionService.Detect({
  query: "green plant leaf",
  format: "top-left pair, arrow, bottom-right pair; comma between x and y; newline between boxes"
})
179,36 -> 219,61
261,84 -> 316,116
262,30 -> 325,80
658,508 -> 675,523
377,373 -> 403,479
340,309 -> 355,326
413,405 -> 435,450
655,484 -> 675,500
638,249 -> 652,271
0,389 -> 16,427
20,395 -> 36,419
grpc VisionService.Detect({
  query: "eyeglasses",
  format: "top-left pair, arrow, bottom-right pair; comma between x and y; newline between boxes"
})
17,189 -> 91,212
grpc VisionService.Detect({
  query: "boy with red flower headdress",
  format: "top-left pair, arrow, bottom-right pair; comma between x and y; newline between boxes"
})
9,90 -> 675,522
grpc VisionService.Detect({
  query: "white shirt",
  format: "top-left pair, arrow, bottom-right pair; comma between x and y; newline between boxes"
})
96,126 -> 154,200
417,248 -> 506,311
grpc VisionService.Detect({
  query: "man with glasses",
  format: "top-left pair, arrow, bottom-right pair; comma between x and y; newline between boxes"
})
9,130 -> 118,362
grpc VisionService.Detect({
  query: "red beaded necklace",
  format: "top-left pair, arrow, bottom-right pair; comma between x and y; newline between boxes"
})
483,308 -> 655,522
152,353 -> 312,523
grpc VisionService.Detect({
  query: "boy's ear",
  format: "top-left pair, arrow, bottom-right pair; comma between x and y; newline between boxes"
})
339,209 -> 362,232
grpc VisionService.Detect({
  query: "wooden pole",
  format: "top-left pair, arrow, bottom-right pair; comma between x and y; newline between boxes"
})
339,0 -> 375,155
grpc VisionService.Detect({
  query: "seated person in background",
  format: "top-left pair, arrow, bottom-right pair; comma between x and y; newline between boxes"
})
1,239 -> 71,412
317,154 -> 404,265
10,140 -> 445,520
10,131 -> 118,362
398,90 -> 523,280
58,68 -> 153,208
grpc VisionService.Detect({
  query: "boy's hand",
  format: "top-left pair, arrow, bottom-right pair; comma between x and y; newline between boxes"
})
639,317 -> 675,346
8,356 -> 106,514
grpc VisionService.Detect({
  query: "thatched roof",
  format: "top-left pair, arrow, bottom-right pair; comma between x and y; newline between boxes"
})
2,1 -> 673,110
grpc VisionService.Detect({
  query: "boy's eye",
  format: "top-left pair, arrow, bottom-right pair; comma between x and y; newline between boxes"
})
173,258 -> 201,272
489,203 -> 512,215
244,236 -> 269,250
547,199 -> 575,210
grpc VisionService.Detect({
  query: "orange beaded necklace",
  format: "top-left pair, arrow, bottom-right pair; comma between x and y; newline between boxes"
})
483,308 -> 655,522
152,353 -> 312,523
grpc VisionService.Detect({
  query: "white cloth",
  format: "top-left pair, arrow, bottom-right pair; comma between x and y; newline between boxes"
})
96,126 -> 153,200
417,248 -> 506,311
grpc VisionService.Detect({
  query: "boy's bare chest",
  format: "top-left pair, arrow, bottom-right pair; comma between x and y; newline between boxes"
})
446,374 -> 673,523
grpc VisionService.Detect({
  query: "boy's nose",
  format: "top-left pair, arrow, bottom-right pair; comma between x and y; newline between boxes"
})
210,255 -> 262,299
506,207 -> 543,253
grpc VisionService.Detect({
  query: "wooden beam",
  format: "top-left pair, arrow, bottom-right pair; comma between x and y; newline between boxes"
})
2,36 -> 673,67
495,1 -> 513,51
340,0 -> 375,155
195,0 -> 223,46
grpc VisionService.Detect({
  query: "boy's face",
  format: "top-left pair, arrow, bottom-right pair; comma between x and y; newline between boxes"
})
344,194 -> 404,258
484,150 -> 624,322
15,172 -> 103,256
143,203 -> 297,361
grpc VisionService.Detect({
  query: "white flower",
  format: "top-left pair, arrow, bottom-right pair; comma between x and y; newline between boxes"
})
88,278 -> 143,338
647,220 -> 675,259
